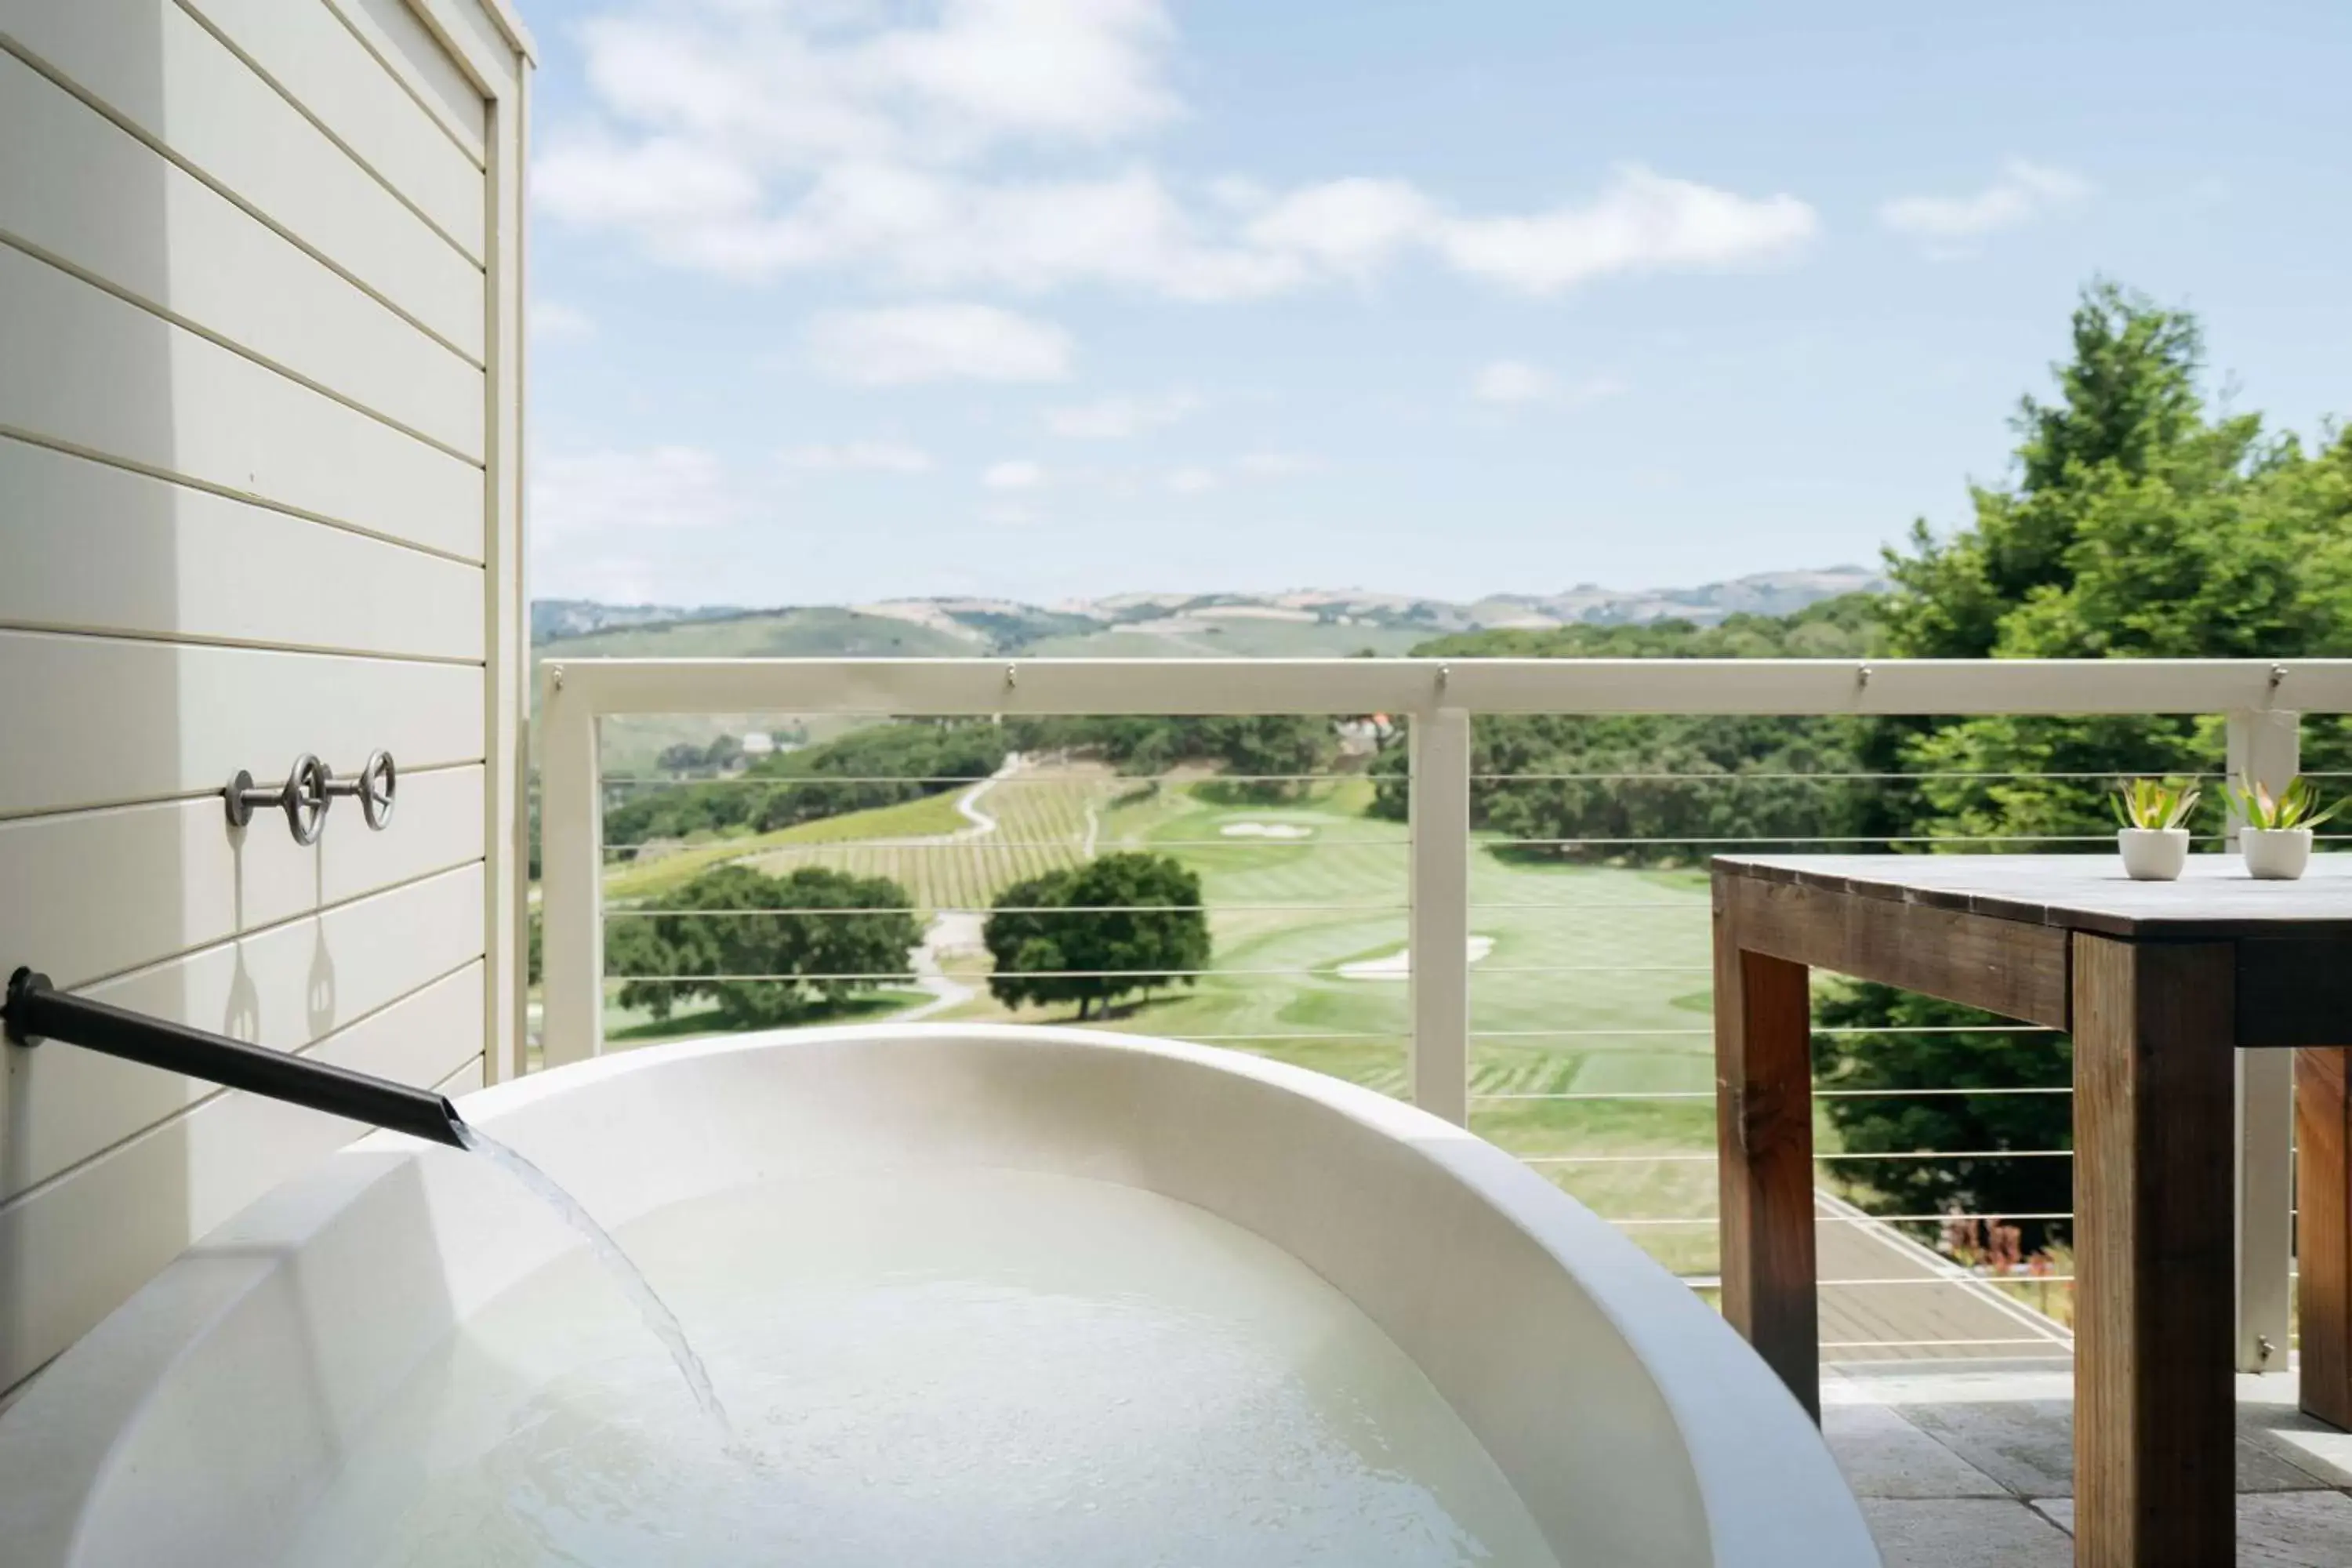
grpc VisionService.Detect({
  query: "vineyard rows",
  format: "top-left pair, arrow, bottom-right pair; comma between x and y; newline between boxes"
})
738,772 -> 1103,913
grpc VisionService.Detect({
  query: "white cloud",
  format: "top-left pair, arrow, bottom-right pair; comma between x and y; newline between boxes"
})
805,303 -> 1073,384
631,164 -> 1306,298
1045,390 -> 1197,440
539,7 -> 1819,302
1165,465 -> 1218,494
1436,167 -> 1816,294
1244,177 -> 1435,278
531,300 -> 597,342
564,1 -> 1174,175
536,132 -> 764,229
1473,360 -> 1553,404
1880,160 -> 2092,245
1472,361 -> 1626,407
862,0 -> 1179,146
982,459 -> 1047,489
1234,451 -> 1320,477
1207,175 -> 1274,212
782,440 -> 935,473
532,551 -> 666,604
529,446 -> 743,542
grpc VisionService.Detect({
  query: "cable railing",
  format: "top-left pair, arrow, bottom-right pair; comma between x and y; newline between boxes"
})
538,656 -> 2352,1370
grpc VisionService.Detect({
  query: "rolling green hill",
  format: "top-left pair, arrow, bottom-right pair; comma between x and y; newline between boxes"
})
534,605 -> 976,660
529,608 -> 979,771
528,572 -> 1882,769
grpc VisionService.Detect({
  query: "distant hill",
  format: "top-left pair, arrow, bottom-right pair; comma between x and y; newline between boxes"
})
1468,568 -> 1889,629
532,605 -> 977,660
530,568 -> 1886,659
530,599 -> 755,643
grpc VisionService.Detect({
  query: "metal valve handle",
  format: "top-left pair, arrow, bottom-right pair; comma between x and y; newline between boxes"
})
324,750 -> 397,830
224,753 -> 332,844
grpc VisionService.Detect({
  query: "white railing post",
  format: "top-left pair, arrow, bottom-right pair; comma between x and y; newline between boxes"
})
2227,706 -> 2299,1372
1409,705 -> 1472,1125
539,663 -> 604,1069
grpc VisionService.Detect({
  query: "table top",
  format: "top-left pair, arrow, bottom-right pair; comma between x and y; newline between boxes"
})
1715,852 -> 2352,938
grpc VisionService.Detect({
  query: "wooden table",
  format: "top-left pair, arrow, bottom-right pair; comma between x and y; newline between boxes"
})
1711,854 -> 2352,1568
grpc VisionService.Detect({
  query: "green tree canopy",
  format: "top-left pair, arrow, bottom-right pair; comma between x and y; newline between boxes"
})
613,864 -> 921,1029
606,721 -> 1012,848
1820,281 -> 2352,1242
983,851 -> 1210,1019
604,713 -> 1348,849
1370,597 -> 1882,858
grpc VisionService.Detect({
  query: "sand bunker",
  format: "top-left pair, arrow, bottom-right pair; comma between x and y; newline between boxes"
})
1337,937 -> 1495,981
1220,822 -> 1314,839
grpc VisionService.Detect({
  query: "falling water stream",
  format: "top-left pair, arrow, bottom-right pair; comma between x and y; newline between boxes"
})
454,1124 -> 728,1428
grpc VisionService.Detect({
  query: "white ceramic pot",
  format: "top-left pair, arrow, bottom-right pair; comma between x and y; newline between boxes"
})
2241,827 -> 2313,880
2117,827 -> 2190,881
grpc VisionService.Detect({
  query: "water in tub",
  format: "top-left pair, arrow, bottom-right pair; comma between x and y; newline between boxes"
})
278,1166 -> 1561,1566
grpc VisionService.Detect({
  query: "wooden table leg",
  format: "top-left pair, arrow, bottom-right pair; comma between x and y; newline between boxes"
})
1713,877 -> 1817,1420
2298,1047 -> 2352,1431
2071,935 -> 2235,1567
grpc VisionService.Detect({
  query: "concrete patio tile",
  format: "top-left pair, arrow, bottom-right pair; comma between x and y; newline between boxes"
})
2034,1494 -> 2352,1566
2238,1373 -> 2352,1488
1893,1400 -> 2073,1497
2238,1493 -> 2352,1566
1857,1498 -> 2073,1568
1823,1403 -> 2009,1499
1896,1398 -> 2332,1497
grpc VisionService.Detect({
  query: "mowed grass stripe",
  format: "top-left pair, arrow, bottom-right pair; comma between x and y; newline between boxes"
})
607,768 -> 1736,1277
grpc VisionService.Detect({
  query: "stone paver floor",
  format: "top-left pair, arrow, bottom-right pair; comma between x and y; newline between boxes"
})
1823,1364 -> 2352,1566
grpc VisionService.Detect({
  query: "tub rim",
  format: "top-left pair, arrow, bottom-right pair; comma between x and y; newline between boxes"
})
0,1022 -> 1875,1566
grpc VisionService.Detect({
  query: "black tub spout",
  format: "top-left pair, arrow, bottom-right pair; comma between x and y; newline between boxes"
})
4,967 -> 467,1149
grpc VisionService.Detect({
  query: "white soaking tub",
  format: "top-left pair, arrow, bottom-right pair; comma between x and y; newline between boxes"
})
0,1025 -> 1877,1566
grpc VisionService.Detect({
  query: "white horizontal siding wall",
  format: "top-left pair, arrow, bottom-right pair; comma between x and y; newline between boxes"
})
0,0 -> 529,1397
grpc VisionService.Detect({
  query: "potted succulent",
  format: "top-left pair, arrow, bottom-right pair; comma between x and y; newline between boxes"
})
2223,774 -> 2340,880
2113,777 -> 2199,881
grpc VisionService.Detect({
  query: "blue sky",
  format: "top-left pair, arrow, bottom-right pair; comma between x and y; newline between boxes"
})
519,0 -> 2352,608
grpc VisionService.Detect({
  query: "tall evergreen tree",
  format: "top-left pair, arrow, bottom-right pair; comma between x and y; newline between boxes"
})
1820,282 -> 2352,1242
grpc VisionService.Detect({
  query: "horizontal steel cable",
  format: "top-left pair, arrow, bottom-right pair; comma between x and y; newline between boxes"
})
1519,1149 -> 2072,1165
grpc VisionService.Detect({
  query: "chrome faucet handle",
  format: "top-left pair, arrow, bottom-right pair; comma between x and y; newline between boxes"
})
224,753 -> 332,844
324,750 -> 397,830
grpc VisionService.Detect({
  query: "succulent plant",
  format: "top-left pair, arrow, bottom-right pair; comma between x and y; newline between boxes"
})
2112,776 -> 2201,832
2222,773 -> 2343,832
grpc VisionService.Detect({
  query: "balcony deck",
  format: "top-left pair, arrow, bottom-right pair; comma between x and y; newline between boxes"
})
536,655 -> 2352,1561
1813,1194 -> 2076,1363
1828,1367 -> 2352,1564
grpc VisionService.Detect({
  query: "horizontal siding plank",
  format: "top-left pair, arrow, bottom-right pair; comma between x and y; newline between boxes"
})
325,0 -> 488,164
0,440 -> 484,659
0,631 -> 483,818
0,765 -> 484,996
0,245 -> 484,558
1,868 -> 485,1203
0,49 -> 484,458
434,1054 -> 485,1098
0,959 -> 485,1391
178,0 -> 485,262
408,0 -> 522,96
0,0 -> 485,358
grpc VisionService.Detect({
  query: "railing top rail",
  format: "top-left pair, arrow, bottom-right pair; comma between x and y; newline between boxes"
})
538,655 -> 2351,718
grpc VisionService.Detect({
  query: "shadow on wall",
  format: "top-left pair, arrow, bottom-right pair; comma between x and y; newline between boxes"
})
1,8 -> 181,1398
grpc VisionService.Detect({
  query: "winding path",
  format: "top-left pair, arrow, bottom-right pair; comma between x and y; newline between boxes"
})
896,759 -> 1019,1021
